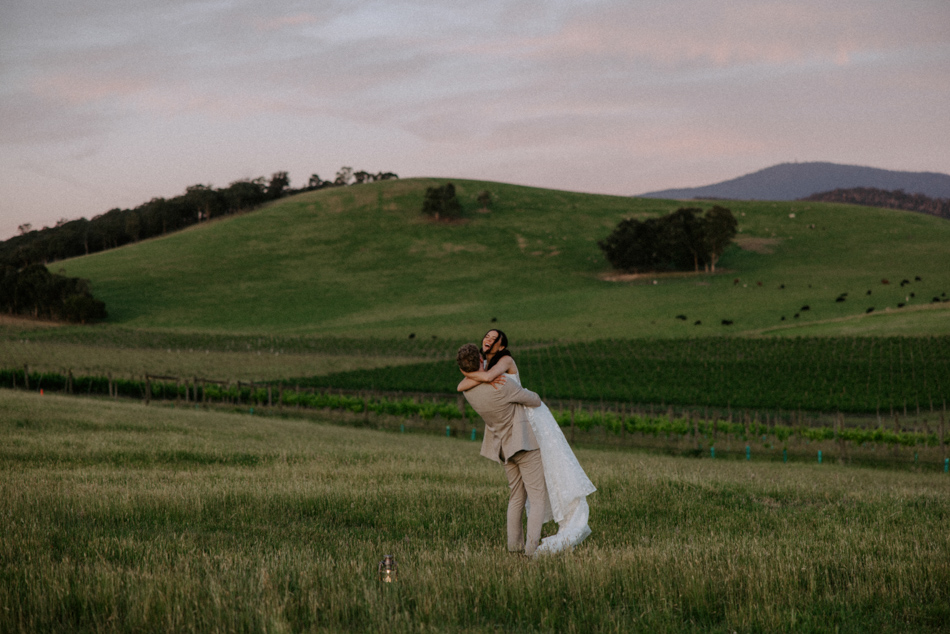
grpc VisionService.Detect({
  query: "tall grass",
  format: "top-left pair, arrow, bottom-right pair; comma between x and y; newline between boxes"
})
2,389 -> 947,632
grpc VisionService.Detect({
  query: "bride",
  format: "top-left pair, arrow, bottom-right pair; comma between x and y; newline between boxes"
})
457,329 -> 596,555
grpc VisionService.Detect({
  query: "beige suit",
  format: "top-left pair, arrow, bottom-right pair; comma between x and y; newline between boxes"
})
463,378 -> 547,555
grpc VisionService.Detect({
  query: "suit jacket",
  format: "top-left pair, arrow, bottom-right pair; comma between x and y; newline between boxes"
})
463,377 -> 542,464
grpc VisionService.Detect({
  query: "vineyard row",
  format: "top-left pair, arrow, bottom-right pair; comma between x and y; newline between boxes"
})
2,367 -> 947,455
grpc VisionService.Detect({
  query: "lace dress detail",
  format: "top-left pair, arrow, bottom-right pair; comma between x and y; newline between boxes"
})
509,374 -> 596,555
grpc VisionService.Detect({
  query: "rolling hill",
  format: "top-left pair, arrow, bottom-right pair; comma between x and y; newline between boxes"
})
638,162 -> 950,201
57,178 -> 950,340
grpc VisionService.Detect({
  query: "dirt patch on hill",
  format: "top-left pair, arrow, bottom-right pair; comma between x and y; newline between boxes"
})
735,236 -> 781,254
0,315 -> 67,329
599,270 -> 727,283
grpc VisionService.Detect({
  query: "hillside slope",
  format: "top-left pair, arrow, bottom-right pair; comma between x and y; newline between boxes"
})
59,178 -> 950,339
638,162 -> 950,201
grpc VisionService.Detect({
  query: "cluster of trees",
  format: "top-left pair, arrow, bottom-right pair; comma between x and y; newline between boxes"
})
308,168 -> 398,189
421,183 -> 463,220
2,167 -> 399,269
420,184 -> 494,220
599,206 -> 738,273
0,264 -> 107,323
801,187 -> 950,220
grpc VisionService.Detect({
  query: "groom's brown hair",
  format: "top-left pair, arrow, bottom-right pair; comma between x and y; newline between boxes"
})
457,343 -> 481,372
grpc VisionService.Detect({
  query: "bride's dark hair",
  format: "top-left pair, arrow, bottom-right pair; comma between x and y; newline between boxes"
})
484,329 -> 511,371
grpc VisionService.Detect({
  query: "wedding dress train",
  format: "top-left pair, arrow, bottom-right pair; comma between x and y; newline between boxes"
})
510,374 -> 596,555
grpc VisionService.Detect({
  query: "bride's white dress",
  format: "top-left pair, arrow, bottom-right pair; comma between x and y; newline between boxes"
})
508,374 -> 596,555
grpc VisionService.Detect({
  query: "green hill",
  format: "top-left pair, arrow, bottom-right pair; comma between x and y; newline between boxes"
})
59,178 -> 950,340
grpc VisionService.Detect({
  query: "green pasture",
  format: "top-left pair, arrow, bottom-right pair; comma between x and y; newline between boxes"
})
55,178 -> 950,340
1,390 -> 947,633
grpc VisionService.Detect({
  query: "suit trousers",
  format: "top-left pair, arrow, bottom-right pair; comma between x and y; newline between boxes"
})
504,448 -> 547,556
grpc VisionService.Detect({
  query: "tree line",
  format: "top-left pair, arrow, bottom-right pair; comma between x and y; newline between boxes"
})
0,167 -> 396,323
3,167 -> 398,269
801,187 -> 950,220
598,206 -> 738,273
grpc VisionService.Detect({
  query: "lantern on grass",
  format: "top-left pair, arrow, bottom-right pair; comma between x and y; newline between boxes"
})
378,555 -> 398,583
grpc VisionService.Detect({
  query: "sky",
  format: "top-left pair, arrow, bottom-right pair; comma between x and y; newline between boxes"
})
1,0 -> 949,240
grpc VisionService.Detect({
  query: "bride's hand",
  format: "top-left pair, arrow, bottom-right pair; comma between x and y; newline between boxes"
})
463,362 -> 512,389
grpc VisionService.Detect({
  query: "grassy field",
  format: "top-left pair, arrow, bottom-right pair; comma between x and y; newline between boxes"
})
4,180 -> 949,633
1,389 -> 948,633
54,178 -> 950,340
0,338 -> 424,382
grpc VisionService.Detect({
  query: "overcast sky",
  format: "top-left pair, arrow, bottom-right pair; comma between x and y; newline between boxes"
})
1,0 -> 948,240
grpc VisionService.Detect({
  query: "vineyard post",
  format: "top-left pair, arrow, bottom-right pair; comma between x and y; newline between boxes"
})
893,413 -> 901,459
145,375 -> 151,405
268,386 -> 273,408
620,404 -> 626,444
278,383 -> 283,410
193,376 -> 198,405
23,364 -> 29,390
837,412 -> 847,464
941,403 -> 946,461
692,410 -> 699,448
570,402 -> 575,444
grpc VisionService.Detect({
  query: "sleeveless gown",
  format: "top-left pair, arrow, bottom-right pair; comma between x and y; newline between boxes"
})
508,374 -> 596,555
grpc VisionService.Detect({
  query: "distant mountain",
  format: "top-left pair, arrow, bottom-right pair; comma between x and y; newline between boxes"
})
638,162 -> 950,201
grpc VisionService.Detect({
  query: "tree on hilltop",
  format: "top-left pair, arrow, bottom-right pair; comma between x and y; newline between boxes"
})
266,172 -> 290,199
422,183 -> 463,221
477,190 -> 493,211
334,167 -> 354,186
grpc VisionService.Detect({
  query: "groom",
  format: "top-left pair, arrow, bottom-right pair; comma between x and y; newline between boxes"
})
456,343 -> 548,556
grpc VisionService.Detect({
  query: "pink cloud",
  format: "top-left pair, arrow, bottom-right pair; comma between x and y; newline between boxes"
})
32,74 -> 149,106
512,1 -> 947,70
252,13 -> 321,32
